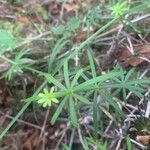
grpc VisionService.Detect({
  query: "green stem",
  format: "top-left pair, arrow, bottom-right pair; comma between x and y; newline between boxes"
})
0,55 -> 17,65
69,18 -> 117,58
0,82 -> 46,140
54,91 -> 69,98
78,18 -> 117,50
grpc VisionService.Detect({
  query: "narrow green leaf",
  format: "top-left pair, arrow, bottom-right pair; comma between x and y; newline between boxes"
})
24,95 -> 39,102
81,73 -> 89,81
98,142 -> 107,150
126,85 -> 145,93
112,77 -> 121,83
126,135 -> 132,150
129,2 -> 150,14
51,96 -> 68,125
71,69 -> 83,88
103,94 -> 124,117
124,68 -> 135,82
74,94 -> 91,104
15,49 -> 30,61
93,92 -> 98,139
123,88 -> 127,101
87,48 -> 96,77
48,37 -> 70,73
52,59 -> 67,75
43,73 -> 66,90
62,143 -> 71,150
128,79 -> 150,85
127,88 -> 144,98
69,96 -> 78,127
83,138 -> 90,150
75,85 -> 95,92
112,88 -> 122,96
74,71 -> 122,91
102,83 -> 123,88
63,61 -> 70,88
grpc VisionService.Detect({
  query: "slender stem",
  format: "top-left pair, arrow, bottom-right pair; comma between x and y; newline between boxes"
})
78,18 -> 117,50
0,82 -> 46,140
69,18 -> 117,58
0,55 -> 17,65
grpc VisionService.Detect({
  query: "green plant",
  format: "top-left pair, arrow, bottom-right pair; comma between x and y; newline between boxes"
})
128,0 -> 150,14
62,144 -> 71,150
0,18 -> 117,140
0,30 -> 17,54
10,0 -> 24,4
40,60 -> 122,127
51,17 -> 80,36
37,87 -> 59,107
102,67 -> 150,101
0,1 -> 149,149
126,135 -> 132,150
1,49 -> 33,80
84,137 -> 107,150
110,1 -> 129,18
86,6 -> 103,27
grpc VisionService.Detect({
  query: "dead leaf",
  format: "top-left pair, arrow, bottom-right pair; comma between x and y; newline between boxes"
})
62,3 -> 79,13
22,130 -> 40,150
16,15 -> 30,24
22,129 -> 48,150
117,44 -> 150,67
136,135 -> 150,144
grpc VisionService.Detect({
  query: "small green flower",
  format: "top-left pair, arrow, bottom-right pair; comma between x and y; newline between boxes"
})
110,2 -> 129,18
37,87 -> 59,107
